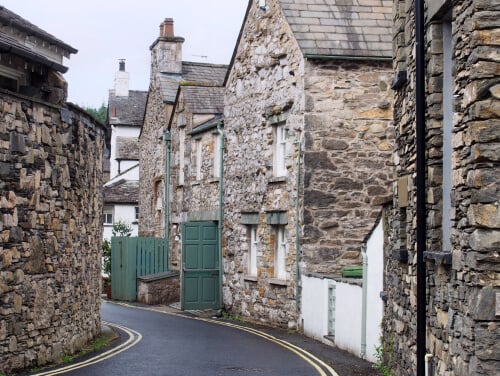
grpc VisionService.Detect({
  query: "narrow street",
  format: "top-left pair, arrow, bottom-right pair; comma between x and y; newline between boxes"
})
30,301 -> 376,376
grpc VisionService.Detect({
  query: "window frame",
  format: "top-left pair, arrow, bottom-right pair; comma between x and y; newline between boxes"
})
103,206 -> 113,226
274,225 -> 287,280
248,225 -> 258,277
273,123 -> 287,177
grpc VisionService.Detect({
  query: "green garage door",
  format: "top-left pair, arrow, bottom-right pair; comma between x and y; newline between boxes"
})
182,222 -> 220,310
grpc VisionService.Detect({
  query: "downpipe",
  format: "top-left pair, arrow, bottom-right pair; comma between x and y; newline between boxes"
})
415,0 -> 427,374
216,123 -> 225,311
163,131 -> 171,270
293,140 -> 302,313
360,245 -> 368,359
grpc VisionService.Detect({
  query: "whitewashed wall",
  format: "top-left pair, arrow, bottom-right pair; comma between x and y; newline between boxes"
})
110,125 -> 140,178
103,204 -> 138,240
300,218 -> 384,363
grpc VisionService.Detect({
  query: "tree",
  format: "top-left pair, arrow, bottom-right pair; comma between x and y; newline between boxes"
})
84,102 -> 107,124
102,221 -> 133,278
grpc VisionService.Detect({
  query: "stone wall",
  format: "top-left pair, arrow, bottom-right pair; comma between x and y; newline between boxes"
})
138,83 -> 170,239
302,59 -> 393,275
223,0 -> 305,329
383,1 -> 500,375
0,92 -> 105,373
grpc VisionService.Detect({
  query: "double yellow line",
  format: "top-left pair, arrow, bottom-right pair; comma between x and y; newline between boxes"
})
114,301 -> 339,376
31,322 -> 142,376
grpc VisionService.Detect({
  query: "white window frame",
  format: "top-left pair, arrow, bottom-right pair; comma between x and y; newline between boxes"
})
178,128 -> 185,185
248,225 -> 258,276
134,206 -> 139,221
274,124 -> 287,177
274,226 -> 287,279
195,139 -> 202,181
103,207 -> 113,225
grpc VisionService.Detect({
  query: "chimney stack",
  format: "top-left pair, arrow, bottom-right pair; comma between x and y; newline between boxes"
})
160,18 -> 174,38
114,59 -> 129,97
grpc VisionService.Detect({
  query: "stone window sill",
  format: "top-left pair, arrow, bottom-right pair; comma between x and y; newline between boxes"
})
423,251 -> 452,266
244,275 -> 258,282
208,178 -> 220,184
268,176 -> 287,184
269,278 -> 287,286
191,181 -> 201,186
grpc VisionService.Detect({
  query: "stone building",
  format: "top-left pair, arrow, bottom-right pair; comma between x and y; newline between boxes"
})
0,7 -> 106,373
383,0 -> 499,375
223,0 -> 393,330
168,84 -> 226,308
103,60 -> 146,239
139,18 -> 227,242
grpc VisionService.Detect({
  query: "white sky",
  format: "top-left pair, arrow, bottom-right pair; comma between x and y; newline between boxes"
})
1,0 -> 248,107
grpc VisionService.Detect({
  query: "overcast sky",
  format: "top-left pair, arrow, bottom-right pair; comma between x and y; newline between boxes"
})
1,0 -> 248,107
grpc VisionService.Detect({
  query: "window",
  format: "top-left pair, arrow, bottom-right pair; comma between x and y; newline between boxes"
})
213,133 -> 221,178
103,207 -> 113,225
274,124 -> 287,177
441,16 -> 453,253
135,206 -> 139,221
274,226 -> 287,279
248,225 -> 258,276
194,139 -> 202,181
179,128 -> 185,185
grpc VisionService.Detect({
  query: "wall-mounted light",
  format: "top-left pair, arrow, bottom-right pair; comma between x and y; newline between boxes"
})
259,0 -> 267,11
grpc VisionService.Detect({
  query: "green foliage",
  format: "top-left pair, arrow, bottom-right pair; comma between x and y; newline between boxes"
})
84,103 -> 107,124
112,220 -> 133,237
373,335 -> 394,376
102,239 -> 112,276
61,354 -> 74,364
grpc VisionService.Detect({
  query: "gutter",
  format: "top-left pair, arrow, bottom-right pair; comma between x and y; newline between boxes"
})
415,0 -> 427,374
163,131 -> 172,270
304,54 -> 392,62
216,123 -> 225,311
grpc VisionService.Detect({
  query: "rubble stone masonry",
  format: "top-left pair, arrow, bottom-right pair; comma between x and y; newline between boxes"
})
223,0 -> 393,329
0,92 -> 105,372
384,1 -> 499,375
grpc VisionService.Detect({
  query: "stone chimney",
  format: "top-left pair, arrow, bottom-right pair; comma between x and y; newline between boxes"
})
150,18 -> 185,77
114,59 -> 129,97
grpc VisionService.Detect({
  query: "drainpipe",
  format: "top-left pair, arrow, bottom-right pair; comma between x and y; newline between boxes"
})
293,140 -> 302,313
361,245 -> 368,359
163,131 -> 171,270
415,0 -> 427,374
216,123 -> 225,311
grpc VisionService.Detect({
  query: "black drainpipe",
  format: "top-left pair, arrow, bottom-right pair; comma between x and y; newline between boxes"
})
415,0 -> 426,375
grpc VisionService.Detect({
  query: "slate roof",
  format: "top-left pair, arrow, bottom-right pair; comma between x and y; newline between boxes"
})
181,86 -> 225,114
115,137 -> 139,160
103,179 -> 139,204
108,90 -> 148,126
279,0 -> 392,59
0,6 -> 77,54
157,62 -> 227,103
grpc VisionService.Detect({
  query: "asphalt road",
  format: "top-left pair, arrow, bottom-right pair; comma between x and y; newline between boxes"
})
44,301 -> 335,376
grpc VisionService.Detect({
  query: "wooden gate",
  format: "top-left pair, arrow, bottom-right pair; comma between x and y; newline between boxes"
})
111,237 -> 168,301
182,222 -> 220,310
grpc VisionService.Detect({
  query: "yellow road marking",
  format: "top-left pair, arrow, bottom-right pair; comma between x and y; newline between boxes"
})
31,322 -> 142,376
113,301 -> 339,376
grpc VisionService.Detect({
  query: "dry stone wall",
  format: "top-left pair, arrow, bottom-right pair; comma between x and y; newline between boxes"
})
384,1 -> 500,375
0,92 -> 104,373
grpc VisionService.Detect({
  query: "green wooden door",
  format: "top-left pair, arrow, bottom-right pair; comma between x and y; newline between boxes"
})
182,222 -> 219,310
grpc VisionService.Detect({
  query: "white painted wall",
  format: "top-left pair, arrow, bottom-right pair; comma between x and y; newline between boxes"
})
110,125 -> 140,179
300,217 -> 385,363
103,204 -> 138,241
365,219 -> 384,362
